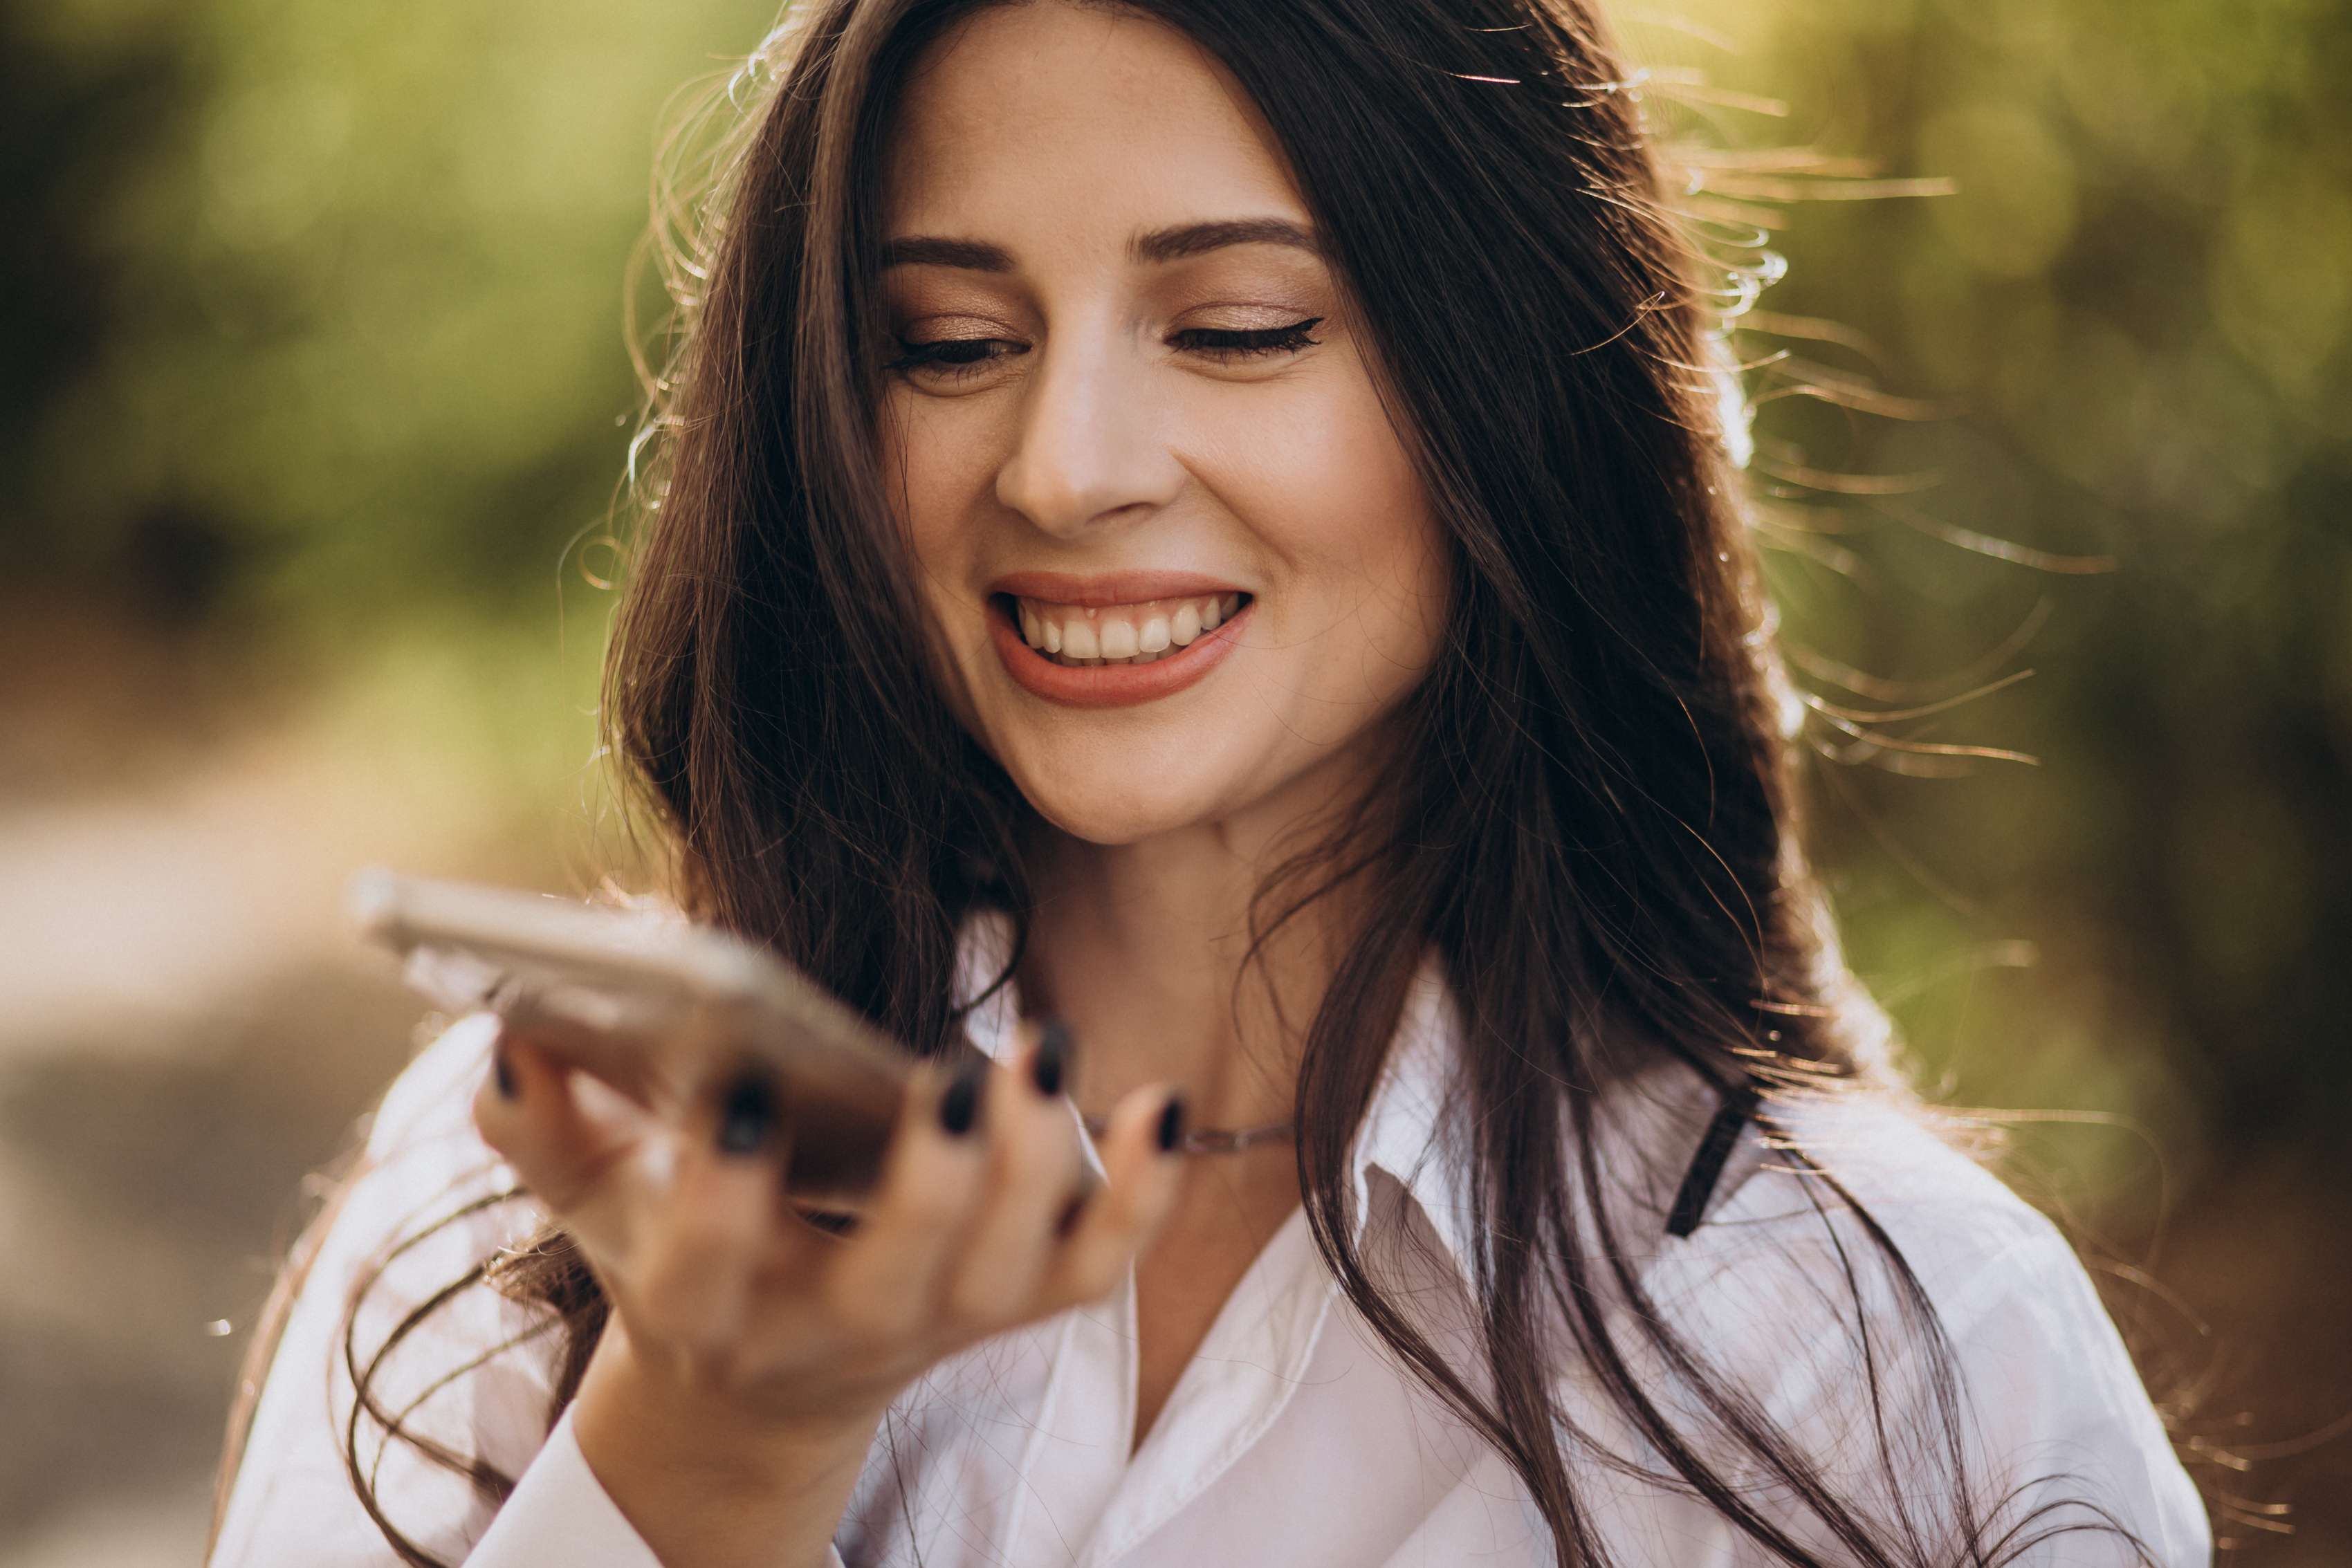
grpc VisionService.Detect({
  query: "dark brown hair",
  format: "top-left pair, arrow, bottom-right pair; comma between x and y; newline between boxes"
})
312,1 -> 2155,1563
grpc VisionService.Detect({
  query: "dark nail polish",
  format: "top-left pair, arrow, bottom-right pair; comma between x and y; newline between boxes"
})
1157,1095 -> 1187,1154
493,1044 -> 517,1100
717,1075 -> 776,1156
1032,1020 -> 1073,1098
939,1060 -> 988,1136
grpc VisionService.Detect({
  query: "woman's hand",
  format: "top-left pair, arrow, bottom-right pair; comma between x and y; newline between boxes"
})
473,1024 -> 1184,1568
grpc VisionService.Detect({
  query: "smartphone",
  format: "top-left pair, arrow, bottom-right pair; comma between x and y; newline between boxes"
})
347,868 -> 914,1203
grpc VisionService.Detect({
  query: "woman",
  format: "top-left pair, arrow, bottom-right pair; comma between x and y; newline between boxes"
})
210,1 -> 2207,1565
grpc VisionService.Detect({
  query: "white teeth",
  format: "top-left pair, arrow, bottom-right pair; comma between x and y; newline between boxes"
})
1012,591 -> 1244,667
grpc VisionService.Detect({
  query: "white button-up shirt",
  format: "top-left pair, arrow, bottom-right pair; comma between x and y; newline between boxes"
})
214,957 -> 2207,1567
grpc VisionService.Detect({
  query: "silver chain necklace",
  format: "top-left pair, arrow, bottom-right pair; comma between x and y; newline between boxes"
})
1081,1114 -> 1296,1154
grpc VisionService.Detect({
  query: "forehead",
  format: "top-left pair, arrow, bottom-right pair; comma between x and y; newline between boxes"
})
884,3 -> 1305,244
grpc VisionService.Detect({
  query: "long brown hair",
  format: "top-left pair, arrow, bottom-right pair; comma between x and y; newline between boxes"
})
318,1 -> 2153,1563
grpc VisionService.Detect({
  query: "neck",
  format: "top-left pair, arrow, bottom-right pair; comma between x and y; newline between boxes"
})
1018,748 -> 1383,1134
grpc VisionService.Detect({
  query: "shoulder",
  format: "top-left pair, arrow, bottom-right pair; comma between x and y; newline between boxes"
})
369,1008 -> 506,1161
1685,1088 -> 2130,1382
214,1015 -> 561,1567
1702,1087 -> 2059,1302
1656,1085 -> 2100,1387
1636,1087 -> 2209,1565
331,1014 -> 541,1340
1620,1081 -> 2086,1407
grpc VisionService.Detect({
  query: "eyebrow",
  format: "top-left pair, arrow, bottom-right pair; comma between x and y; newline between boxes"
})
1130,217 -> 1318,264
882,235 -> 1013,271
880,217 -> 1318,273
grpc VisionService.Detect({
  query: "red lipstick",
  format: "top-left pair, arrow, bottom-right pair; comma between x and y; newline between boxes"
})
984,573 -> 1254,710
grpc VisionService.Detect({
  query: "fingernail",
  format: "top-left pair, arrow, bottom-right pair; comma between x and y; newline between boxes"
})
717,1075 -> 775,1156
1157,1094 -> 1187,1154
939,1059 -> 988,1136
1032,1019 -> 1072,1098
493,1043 -> 517,1100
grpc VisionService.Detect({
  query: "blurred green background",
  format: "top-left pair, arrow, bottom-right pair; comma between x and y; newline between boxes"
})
0,0 -> 2342,1560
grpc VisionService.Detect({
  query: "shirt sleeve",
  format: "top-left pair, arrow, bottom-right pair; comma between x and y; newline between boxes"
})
470,1412 -> 857,1568
1635,1094 -> 2211,1568
465,1409 -> 663,1567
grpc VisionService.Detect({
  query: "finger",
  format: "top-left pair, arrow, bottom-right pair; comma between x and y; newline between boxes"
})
474,1029 -> 644,1212
627,1098 -> 813,1365
1046,1084 -> 1186,1307
937,1029 -> 1088,1327
821,1057 -> 994,1344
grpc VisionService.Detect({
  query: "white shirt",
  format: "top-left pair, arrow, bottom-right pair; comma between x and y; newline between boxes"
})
213,956 -> 2208,1568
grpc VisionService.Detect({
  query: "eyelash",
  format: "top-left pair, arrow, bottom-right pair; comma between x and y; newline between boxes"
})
1172,317 -> 1324,359
883,338 -> 1018,379
884,317 -> 1324,378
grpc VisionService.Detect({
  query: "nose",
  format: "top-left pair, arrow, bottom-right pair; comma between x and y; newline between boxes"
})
994,328 -> 1182,538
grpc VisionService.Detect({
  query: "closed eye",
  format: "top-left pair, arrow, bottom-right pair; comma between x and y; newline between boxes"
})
1170,317 -> 1323,360
886,337 -> 1026,378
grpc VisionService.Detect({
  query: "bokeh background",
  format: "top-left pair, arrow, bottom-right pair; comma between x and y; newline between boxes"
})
0,0 -> 2344,1560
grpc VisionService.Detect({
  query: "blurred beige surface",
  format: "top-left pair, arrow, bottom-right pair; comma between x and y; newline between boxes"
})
0,616 -> 604,1560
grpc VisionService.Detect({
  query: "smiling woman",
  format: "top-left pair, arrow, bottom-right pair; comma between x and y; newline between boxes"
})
208,3 -> 2206,1567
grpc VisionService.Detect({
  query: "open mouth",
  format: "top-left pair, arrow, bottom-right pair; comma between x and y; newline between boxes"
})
1000,591 -> 1249,667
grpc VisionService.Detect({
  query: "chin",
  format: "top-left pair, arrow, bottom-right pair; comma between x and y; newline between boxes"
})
976,692 -> 1393,852
1013,769 -> 1228,847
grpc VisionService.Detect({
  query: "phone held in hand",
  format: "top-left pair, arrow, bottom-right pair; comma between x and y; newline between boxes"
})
347,868 -> 913,1206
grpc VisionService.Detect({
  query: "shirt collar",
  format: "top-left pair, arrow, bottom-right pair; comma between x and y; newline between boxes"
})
1299,955 -> 1743,1283
954,910 -> 1022,1062
1349,956 -> 1484,1273
952,919 -> 1722,1283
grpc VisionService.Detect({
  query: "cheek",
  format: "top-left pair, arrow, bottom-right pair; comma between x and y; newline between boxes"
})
1201,373 -> 1449,699
880,394 -> 1011,741
883,392 -> 993,578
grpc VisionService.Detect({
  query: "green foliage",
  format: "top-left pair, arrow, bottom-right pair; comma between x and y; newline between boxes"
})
1646,0 -> 2352,1188
1,0 -> 783,628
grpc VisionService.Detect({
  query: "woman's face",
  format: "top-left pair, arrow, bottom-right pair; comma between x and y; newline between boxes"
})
880,1 -> 1448,847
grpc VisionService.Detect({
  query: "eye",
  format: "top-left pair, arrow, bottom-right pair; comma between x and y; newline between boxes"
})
1168,317 -> 1323,360
885,336 -> 1026,380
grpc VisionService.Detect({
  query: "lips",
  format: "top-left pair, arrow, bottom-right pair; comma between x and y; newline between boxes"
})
984,573 -> 1253,708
